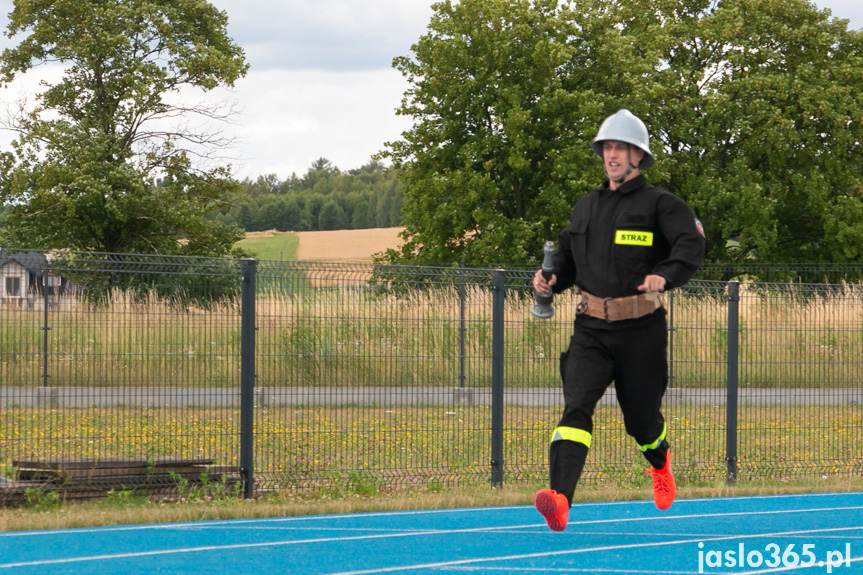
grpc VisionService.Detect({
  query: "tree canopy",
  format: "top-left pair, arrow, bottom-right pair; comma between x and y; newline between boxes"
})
381,0 -> 863,266
0,0 -> 249,256
208,158 -> 404,233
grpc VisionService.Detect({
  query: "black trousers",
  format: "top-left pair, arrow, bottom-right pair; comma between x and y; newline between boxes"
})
549,316 -> 669,504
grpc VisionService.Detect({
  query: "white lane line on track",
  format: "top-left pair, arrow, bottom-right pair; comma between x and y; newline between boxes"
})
325,528 -> 863,575
3,492 -> 862,538
2,509 -> 863,570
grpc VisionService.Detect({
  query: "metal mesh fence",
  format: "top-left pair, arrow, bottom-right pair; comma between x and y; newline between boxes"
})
252,262 -> 511,491
731,282 -> 863,479
1,251 -> 862,501
0,252 -> 244,498
697,262 -> 863,284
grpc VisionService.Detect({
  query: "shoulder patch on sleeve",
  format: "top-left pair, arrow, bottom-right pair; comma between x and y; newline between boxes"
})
695,218 -> 705,238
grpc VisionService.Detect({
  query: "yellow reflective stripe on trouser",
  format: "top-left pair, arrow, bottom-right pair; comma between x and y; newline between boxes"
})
638,422 -> 667,452
550,427 -> 592,448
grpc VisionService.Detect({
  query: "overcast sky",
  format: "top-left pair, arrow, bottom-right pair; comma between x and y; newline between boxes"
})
0,0 -> 861,181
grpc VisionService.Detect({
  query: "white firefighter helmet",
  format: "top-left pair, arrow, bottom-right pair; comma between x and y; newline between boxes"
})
591,109 -> 654,170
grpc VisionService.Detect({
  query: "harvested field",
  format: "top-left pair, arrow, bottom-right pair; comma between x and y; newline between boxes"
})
295,227 -> 405,262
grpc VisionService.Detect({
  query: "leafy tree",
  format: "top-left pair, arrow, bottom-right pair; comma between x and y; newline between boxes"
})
302,194 -> 327,230
0,0 -> 249,256
217,158 -> 404,232
630,0 -> 863,263
0,201 -> 7,244
304,157 -> 339,192
351,199 -> 374,229
381,0 -> 592,265
254,197 -> 282,232
277,197 -> 307,232
236,205 -> 254,231
318,200 -> 347,230
378,181 -> 404,228
381,0 -> 863,266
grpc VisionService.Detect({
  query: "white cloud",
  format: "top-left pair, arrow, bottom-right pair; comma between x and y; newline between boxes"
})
222,67 -> 413,178
0,0 -> 860,183
0,0 -> 430,180
817,0 -> 863,25
210,0 -> 433,71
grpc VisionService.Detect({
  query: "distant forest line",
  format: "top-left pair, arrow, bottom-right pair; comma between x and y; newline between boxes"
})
208,158 -> 404,233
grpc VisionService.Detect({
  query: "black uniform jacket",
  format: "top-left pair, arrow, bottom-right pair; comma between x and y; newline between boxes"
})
551,175 -> 705,329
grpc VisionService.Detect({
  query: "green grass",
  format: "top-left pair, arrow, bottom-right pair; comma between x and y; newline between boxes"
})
3,405 -> 860,488
2,403 -> 861,530
2,475 -> 862,532
235,233 -> 298,261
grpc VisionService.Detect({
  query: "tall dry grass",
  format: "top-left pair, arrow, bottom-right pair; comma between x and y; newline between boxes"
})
1,282 -> 861,389
670,283 -> 863,387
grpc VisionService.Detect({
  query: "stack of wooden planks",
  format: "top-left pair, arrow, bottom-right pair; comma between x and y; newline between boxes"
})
1,457 -> 242,504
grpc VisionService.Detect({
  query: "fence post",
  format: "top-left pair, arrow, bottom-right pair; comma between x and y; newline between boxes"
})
240,258 -> 257,498
490,270 -> 505,487
458,261 -> 466,388
725,281 -> 740,485
42,276 -> 50,387
667,290 -> 674,388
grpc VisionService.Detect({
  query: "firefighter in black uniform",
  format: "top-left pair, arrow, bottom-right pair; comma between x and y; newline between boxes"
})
533,109 -> 705,531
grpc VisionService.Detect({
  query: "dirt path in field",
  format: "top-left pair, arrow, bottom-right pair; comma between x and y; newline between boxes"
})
295,227 -> 405,261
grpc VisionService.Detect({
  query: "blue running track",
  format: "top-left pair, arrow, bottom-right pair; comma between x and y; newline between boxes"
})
2,492 -> 862,574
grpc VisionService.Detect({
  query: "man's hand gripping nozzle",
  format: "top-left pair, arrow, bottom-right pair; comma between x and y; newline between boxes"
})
531,241 -> 555,319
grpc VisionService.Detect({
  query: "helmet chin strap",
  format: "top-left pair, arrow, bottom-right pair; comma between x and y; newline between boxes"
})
609,146 -> 639,184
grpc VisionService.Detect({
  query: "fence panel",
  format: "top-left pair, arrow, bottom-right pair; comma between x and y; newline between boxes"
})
733,282 -> 863,479
665,281 -> 732,483
251,261 -> 502,491
0,252 -> 244,497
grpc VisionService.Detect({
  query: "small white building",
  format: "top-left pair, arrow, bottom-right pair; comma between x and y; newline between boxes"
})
0,249 -> 68,311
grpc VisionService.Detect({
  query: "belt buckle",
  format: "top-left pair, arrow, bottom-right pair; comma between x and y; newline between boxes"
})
603,297 -> 613,323
576,293 -> 589,315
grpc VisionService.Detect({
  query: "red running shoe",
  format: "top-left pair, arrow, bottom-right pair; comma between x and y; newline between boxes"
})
647,452 -> 676,510
534,489 -> 569,531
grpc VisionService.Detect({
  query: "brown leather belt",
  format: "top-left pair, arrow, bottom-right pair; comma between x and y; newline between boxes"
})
574,288 -> 662,322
